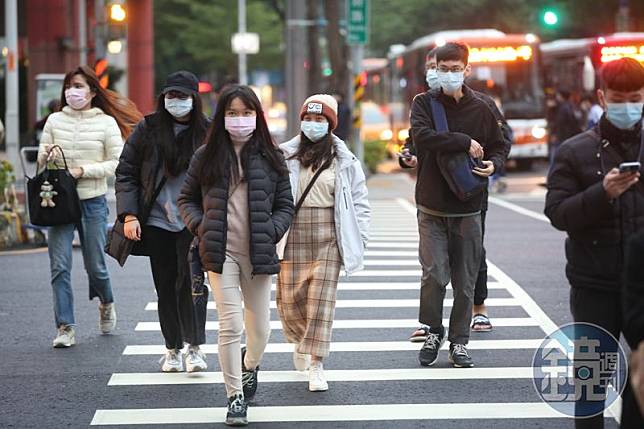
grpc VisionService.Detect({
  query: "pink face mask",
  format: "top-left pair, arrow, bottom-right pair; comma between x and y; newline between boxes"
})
225,116 -> 256,140
65,87 -> 91,110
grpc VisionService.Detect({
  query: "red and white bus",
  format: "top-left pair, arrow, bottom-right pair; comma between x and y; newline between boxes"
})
540,32 -> 644,97
364,29 -> 547,168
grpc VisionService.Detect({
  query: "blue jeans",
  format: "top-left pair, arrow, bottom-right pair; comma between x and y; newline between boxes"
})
48,195 -> 113,327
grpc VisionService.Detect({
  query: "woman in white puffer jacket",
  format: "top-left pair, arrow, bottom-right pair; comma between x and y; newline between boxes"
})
37,66 -> 142,348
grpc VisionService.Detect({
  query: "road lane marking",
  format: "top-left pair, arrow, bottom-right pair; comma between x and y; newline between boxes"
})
91,402 -> 566,425
123,339 -> 544,355
488,196 -> 549,223
135,317 -> 538,332
144,297 -> 520,311
108,366 -> 559,386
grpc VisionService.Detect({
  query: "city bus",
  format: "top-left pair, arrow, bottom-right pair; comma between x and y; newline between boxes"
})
540,32 -> 644,97
365,29 -> 547,169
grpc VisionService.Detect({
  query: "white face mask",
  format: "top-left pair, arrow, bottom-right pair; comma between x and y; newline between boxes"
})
425,69 -> 439,90
65,87 -> 91,110
301,120 -> 329,142
437,71 -> 465,94
164,97 -> 193,118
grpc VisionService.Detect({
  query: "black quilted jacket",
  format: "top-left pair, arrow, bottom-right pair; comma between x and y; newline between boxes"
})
178,144 -> 294,275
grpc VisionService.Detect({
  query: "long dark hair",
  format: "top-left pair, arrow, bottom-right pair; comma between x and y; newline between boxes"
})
198,85 -> 287,186
155,92 -> 208,177
290,131 -> 335,171
61,66 -> 142,138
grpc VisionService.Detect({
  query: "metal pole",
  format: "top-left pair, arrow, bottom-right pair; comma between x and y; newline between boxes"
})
95,0 -> 106,60
79,0 -> 87,65
286,0 -> 308,138
351,44 -> 364,164
5,0 -> 20,176
238,0 -> 248,85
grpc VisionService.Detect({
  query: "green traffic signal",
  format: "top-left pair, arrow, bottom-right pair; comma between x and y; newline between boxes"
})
542,10 -> 558,26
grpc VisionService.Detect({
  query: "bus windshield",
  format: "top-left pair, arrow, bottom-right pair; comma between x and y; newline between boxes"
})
466,60 -> 543,119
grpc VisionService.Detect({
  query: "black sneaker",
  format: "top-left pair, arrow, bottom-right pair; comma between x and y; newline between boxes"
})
225,393 -> 248,426
241,347 -> 258,400
449,343 -> 474,368
418,326 -> 446,366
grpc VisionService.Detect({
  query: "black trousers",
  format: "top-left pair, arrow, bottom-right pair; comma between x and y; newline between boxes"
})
474,210 -> 488,306
569,286 -> 633,429
146,226 -> 204,349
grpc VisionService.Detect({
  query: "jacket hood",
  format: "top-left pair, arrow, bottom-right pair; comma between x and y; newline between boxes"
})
61,106 -> 104,117
280,133 -> 356,169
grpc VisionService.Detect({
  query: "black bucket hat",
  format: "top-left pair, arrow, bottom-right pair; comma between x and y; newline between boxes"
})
162,71 -> 199,96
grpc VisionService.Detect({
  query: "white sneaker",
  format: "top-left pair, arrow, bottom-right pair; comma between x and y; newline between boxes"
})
293,348 -> 311,371
159,349 -> 184,372
53,325 -> 76,348
308,361 -> 328,392
184,345 -> 207,373
99,303 -> 116,334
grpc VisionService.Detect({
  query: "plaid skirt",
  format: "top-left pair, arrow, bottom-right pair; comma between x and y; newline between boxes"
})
276,207 -> 342,357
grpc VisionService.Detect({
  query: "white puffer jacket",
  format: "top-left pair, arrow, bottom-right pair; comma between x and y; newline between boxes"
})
278,134 -> 371,275
38,106 -> 124,200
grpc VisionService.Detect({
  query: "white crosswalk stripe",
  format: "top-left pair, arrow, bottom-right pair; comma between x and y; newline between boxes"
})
91,197 -> 588,426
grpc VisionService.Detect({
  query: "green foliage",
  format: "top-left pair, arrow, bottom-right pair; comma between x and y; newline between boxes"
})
364,140 -> 388,174
0,160 -> 15,195
154,0 -> 284,91
369,0 -> 644,57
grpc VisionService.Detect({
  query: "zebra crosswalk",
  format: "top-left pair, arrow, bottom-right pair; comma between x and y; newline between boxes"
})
90,198 -> 605,427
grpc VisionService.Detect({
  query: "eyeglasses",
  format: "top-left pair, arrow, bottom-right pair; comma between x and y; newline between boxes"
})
437,66 -> 465,73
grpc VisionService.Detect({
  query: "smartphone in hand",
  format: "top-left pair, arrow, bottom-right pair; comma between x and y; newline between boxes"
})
619,161 -> 641,174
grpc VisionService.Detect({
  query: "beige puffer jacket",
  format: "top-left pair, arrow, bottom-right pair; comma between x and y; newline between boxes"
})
38,106 -> 124,200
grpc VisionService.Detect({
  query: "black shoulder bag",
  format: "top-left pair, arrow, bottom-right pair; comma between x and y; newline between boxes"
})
428,95 -> 488,201
26,145 -> 82,226
105,176 -> 167,267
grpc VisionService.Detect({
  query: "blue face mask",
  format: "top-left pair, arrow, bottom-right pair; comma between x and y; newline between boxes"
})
301,120 -> 329,142
437,71 -> 464,94
425,69 -> 439,90
606,102 -> 644,130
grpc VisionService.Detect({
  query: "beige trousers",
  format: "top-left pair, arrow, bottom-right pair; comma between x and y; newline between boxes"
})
207,252 -> 272,397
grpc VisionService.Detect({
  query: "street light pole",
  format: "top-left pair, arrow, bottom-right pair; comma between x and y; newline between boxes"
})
79,0 -> 88,65
286,0 -> 308,138
238,0 -> 248,85
4,0 -> 20,176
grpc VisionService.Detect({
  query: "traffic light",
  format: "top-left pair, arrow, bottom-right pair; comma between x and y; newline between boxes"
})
107,2 -> 127,41
542,9 -> 559,26
95,58 -> 109,89
109,4 -> 126,22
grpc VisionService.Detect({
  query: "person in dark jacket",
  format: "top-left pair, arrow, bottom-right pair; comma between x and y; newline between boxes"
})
545,57 -> 644,429
178,84 -> 294,427
403,48 -> 512,342
622,232 -> 644,428
115,71 -> 209,373
410,42 -> 506,369
550,89 -> 583,166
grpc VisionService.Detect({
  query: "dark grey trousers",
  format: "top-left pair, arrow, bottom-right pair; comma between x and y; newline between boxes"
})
417,211 -> 482,345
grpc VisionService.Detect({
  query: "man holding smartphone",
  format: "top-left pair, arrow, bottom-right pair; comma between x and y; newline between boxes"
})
545,57 -> 644,429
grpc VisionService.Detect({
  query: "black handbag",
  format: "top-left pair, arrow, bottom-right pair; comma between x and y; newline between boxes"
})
105,176 -> 167,266
26,145 -> 82,226
428,95 -> 488,201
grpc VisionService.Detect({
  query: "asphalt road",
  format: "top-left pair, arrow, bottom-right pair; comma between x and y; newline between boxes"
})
0,169 -> 621,428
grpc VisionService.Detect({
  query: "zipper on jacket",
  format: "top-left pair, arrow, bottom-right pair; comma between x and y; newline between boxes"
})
342,187 -> 349,210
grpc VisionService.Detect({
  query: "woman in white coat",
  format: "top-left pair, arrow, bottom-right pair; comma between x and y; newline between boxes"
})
277,94 -> 370,391
38,66 -> 142,348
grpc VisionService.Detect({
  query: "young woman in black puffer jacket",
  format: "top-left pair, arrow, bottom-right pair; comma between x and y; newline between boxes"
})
178,84 -> 293,427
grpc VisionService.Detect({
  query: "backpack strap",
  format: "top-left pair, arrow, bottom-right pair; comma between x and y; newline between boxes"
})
428,95 -> 449,133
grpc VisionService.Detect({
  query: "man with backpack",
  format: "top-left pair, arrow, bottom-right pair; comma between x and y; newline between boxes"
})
410,42 -> 506,368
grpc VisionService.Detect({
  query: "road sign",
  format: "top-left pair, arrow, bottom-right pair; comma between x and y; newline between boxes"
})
232,32 -> 260,54
347,0 -> 369,45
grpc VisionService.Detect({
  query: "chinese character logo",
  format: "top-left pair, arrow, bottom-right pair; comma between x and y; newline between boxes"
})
532,323 -> 628,418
